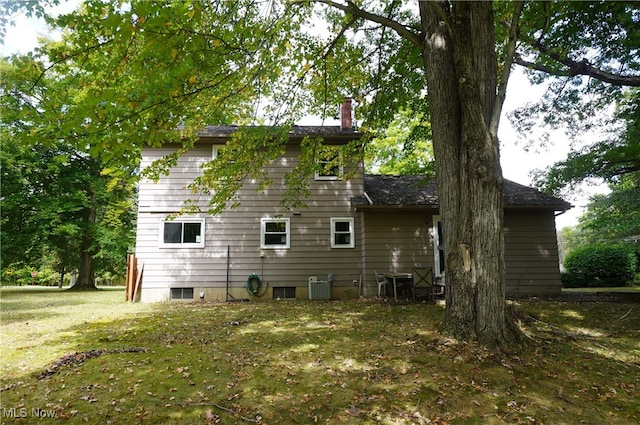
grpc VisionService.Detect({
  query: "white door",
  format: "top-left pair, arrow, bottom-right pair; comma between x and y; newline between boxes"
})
432,215 -> 445,277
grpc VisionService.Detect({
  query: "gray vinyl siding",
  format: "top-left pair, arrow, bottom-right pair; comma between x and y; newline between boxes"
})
504,210 -> 562,295
360,209 -> 562,296
136,142 -> 364,301
137,141 -> 563,300
360,212 -> 434,294
138,147 -> 211,212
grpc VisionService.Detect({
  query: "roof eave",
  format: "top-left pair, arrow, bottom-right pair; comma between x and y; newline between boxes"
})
198,125 -> 363,143
504,204 -> 574,212
352,204 -> 439,212
353,203 -> 573,212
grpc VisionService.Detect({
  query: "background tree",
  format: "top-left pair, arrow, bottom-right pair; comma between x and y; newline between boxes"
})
0,132 -> 137,289
510,1 -> 640,144
509,2 -> 639,242
1,57 -> 137,289
532,88 -> 640,194
556,172 -> 640,252
578,175 -> 640,244
515,9 -> 640,283
2,0 -> 638,344
365,106 -> 435,175
534,88 -> 639,255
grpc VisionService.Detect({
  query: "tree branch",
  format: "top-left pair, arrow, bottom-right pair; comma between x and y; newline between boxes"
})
489,1 -> 524,140
320,15 -> 357,61
513,54 -> 570,77
31,40 -> 113,90
296,0 -> 423,49
516,39 -> 640,87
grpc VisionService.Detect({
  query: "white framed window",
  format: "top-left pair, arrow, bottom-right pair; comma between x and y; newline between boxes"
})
160,218 -> 205,248
261,218 -> 290,249
212,145 -> 225,159
330,217 -> 355,248
315,148 -> 342,180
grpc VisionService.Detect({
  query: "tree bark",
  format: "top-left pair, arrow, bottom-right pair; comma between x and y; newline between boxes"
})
421,1 -> 524,346
69,190 -> 98,291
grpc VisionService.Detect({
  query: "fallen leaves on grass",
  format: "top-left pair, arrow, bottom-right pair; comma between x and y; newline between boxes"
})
37,347 -> 149,379
3,295 -> 639,424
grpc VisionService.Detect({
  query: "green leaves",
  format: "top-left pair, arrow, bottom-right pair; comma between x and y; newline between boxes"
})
563,244 -> 638,287
577,173 -> 640,245
365,106 -> 435,176
510,1 -> 640,146
4,0 -> 431,211
533,90 -> 640,245
5,1 -> 306,157
185,126 -> 290,214
0,126 -> 136,281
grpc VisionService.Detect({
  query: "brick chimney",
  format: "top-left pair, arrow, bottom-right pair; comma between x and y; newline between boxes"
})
340,98 -> 353,131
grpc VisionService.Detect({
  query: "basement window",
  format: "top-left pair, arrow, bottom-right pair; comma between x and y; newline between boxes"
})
272,287 -> 296,300
171,288 -> 194,300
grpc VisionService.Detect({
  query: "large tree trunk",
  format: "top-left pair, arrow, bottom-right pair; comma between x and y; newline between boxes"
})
420,1 -> 524,346
69,191 -> 98,291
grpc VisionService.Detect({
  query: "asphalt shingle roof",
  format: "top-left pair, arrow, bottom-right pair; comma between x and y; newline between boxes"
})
353,175 -> 572,211
198,125 -> 360,139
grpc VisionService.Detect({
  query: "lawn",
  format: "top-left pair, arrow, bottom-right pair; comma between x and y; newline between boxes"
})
1,288 -> 639,424
562,286 -> 640,293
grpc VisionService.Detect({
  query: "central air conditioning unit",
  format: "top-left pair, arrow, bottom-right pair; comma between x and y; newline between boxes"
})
308,274 -> 332,300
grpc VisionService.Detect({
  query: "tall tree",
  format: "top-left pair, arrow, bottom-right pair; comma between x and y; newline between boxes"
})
533,89 -> 640,193
511,2 -> 640,143
1,56 -> 137,290
0,132 -> 137,290
419,1 -> 518,343
2,1 -> 638,344
533,88 -> 640,248
578,174 -> 640,245
510,2 -> 640,202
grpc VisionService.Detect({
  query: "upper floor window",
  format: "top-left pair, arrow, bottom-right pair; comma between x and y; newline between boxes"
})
315,148 -> 342,180
331,217 -> 355,248
160,218 -> 205,248
261,218 -> 290,249
212,145 -> 225,159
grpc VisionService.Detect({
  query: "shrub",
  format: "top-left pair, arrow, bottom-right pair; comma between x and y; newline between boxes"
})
1,263 -> 61,286
560,272 -> 583,288
563,245 -> 638,288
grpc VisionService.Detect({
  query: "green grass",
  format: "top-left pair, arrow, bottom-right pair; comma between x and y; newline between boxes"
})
1,288 -> 639,424
562,286 -> 640,293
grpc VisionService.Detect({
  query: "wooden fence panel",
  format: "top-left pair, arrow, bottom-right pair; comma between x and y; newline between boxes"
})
125,255 -> 138,301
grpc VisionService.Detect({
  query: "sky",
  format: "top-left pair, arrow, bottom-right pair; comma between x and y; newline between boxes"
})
1,3 -> 609,230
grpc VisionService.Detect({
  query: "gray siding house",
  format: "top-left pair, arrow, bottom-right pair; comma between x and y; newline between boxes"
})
353,175 -> 572,296
135,123 -> 571,302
